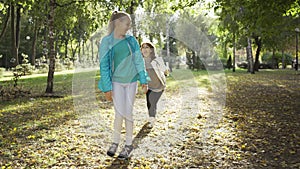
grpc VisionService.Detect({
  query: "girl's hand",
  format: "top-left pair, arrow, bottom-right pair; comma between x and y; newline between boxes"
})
142,84 -> 148,94
104,91 -> 113,101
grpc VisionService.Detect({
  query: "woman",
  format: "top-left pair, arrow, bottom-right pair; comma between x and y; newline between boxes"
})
98,11 -> 148,160
141,41 -> 169,128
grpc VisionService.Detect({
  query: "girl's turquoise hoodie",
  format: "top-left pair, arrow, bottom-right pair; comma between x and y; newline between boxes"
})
98,33 -> 148,92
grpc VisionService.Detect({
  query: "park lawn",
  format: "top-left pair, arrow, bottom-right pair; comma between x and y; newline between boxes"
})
0,68 -> 299,168
223,69 -> 300,168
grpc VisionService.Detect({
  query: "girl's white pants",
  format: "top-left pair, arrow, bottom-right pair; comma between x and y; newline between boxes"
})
112,81 -> 137,145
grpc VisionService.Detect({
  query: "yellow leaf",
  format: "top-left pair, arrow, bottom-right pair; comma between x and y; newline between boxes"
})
27,135 -> 35,139
241,144 -> 246,150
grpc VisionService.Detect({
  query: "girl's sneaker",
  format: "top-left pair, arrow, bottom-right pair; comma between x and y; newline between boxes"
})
107,143 -> 118,157
118,145 -> 133,160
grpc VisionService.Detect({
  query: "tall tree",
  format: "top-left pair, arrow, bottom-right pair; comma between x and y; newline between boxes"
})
246,37 -> 254,73
214,0 -> 298,72
45,0 -> 110,93
45,0 -> 55,93
10,2 -> 18,67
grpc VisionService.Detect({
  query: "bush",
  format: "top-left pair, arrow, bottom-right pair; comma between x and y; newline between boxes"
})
37,64 -> 49,74
21,63 -> 35,75
55,54 -> 65,72
18,53 -> 35,75
55,62 -> 65,72
261,52 -> 293,68
64,58 -> 73,70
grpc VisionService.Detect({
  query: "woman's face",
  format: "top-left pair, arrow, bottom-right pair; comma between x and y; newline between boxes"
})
141,44 -> 152,58
115,16 -> 131,36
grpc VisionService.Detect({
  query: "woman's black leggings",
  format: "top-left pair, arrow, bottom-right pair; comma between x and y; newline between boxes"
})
146,90 -> 164,117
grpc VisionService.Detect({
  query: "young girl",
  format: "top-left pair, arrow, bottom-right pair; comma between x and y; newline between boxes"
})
141,41 -> 169,128
98,11 -> 148,160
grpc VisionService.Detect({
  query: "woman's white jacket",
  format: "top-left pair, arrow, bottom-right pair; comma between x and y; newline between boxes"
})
150,56 -> 168,87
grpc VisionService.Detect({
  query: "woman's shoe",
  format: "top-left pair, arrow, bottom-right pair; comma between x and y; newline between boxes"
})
107,143 -> 118,157
118,145 -> 133,160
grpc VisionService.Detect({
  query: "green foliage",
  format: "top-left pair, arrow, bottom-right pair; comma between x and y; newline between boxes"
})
34,56 -> 49,74
54,54 -> 65,72
285,1 -> 300,17
215,0 -> 298,56
64,57 -> 73,70
37,64 -> 49,74
261,52 -> 293,65
10,53 -> 35,87
19,53 -> 35,75
0,0 -> 208,69
12,66 -> 24,87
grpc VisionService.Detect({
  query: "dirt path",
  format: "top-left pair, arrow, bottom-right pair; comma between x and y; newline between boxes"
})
71,69 -> 245,168
76,87 -> 219,168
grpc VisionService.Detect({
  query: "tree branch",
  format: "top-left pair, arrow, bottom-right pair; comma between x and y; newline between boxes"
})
54,0 -> 94,7
0,5 -> 10,39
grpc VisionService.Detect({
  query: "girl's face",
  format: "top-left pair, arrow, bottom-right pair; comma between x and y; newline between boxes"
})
141,44 -> 152,58
115,16 -> 131,36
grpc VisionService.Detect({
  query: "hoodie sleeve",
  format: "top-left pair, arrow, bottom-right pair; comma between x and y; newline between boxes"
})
98,37 -> 113,92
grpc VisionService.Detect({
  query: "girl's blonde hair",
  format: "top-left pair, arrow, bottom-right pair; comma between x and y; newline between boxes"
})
108,11 -> 131,35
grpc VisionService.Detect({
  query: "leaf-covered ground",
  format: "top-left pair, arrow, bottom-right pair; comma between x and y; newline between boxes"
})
0,69 -> 299,168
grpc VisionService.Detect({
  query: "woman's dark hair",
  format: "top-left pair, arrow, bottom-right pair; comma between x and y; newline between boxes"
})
141,42 -> 156,60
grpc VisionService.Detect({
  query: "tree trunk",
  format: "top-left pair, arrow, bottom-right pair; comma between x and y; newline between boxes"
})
91,38 -> 94,62
16,5 -> 21,54
77,40 -> 81,63
254,36 -> 261,71
295,31 -> 299,71
246,37 -> 255,74
65,39 -> 68,59
166,18 -> 170,59
31,19 -> 38,66
64,30 -> 69,59
232,33 -> 236,72
281,49 -> 285,69
127,1 -> 136,37
272,49 -> 275,69
70,42 -> 78,62
82,40 -> 85,60
10,4 -> 18,67
46,0 -> 56,93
